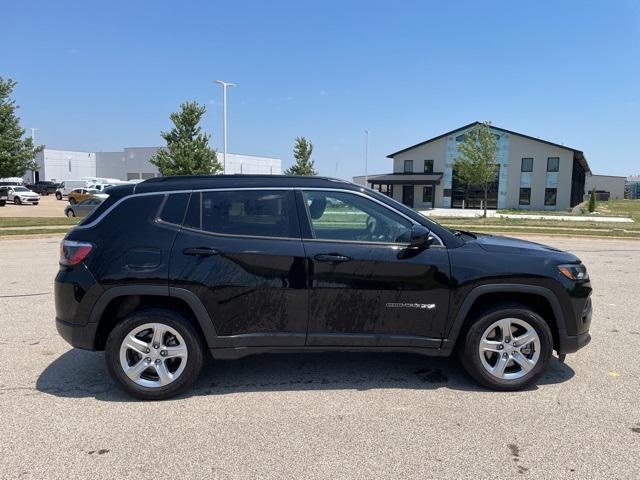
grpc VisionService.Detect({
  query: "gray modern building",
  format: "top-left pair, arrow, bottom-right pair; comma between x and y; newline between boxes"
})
584,174 -> 626,200
368,122 -> 591,211
27,147 -> 281,183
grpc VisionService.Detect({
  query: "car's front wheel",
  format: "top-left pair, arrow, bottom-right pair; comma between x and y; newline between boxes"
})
66,209 -> 75,217
14,197 -> 21,205
69,197 -> 76,205
55,192 -> 62,200
105,309 -> 205,400
459,306 -> 553,391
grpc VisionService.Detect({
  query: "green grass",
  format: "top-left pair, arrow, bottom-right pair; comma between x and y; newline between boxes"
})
0,227 -> 71,236
0,217 -> 80,228
597,199 -> 640,221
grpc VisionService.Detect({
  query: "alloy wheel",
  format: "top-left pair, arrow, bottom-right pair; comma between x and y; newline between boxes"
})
478,317 -> 540,380
119,323 -> 188,388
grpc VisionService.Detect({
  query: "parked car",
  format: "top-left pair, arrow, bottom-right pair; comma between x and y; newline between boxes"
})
0,187 -> 8,206
55,180 -> 89,200
55,176 -> 592,400
5,185 -> 40,205
87,183 -> 114,192
64,198 -> 103,217
67,188 -> 108,204
27,181 -> 59,195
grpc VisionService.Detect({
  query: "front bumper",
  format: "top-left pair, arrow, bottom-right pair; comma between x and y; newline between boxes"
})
56,317 -> 98,350
557,295 -> 592,354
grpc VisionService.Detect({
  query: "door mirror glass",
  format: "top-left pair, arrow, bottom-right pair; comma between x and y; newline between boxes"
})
409,224 -> 433,248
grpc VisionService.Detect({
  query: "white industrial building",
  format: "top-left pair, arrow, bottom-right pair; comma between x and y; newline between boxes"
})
26,147 -> 281,183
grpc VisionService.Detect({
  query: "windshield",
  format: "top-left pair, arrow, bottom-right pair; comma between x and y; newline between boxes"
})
14,186 -> 29,192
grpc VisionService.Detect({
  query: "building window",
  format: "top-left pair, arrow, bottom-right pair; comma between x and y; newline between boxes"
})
521,158 -> 533,172
519,188 -> 531,205
455,134 -> 465,142
424,160 -> 434,174
403,160 -> 413,173
547,157 -> 559,172
544,188 -> 557,206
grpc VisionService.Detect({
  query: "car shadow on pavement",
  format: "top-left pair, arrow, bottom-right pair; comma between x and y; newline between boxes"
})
36,348 -> 575,402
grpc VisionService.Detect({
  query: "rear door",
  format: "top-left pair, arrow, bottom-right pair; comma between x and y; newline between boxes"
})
298,189 -> 451,348
170,189 -> 307,348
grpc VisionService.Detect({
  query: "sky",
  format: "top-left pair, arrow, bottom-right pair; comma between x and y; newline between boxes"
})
2,0 -> 639,179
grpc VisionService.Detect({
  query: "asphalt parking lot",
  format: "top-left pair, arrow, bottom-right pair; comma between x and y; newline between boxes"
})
0,234 -> 639,479
0,194 -> 67,217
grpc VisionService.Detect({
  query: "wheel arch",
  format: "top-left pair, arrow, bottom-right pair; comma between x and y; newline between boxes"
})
90,286 -> 217,351
444,284 -> 565,352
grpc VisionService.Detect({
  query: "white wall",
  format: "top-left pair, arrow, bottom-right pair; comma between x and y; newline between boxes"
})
32,149 -> 96,182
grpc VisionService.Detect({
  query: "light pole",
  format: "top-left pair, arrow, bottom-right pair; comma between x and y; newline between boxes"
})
364,130 -> 369,187
29,128 -> 38,183
214,80 -> 236,174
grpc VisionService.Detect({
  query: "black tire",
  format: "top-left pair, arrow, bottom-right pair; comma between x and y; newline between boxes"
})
69,197 -> 76,205
105,308 -> 205,400
33,202 -> 39,206
56,192 -> 62,200
458,306 -> 553,391
14,197 -> 21,205
66,209 -> 75,217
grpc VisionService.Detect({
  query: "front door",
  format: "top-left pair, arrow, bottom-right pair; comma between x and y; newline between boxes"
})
170,189 -> 307,348
422,185 -> 434,209
298,189 -> 451,348
402,185 -> 414,207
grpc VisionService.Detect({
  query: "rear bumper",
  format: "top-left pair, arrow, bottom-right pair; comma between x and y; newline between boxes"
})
56,317 -> 98,350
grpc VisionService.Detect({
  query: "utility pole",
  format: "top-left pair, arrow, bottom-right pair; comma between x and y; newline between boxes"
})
214,80 -> 236,174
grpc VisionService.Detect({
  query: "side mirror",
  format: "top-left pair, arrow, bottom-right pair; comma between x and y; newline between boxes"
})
409,224 -> 433,248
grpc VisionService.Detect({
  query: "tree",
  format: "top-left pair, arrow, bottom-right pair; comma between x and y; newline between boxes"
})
588,187 -> 597,213
284,136 -> 317,175
454,121 -> 499,217
0,77 -> 44,178
149,101 -> 221,176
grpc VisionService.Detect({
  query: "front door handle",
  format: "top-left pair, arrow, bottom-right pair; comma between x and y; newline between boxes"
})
314,253 -> 351,263
183,247 -> 220,257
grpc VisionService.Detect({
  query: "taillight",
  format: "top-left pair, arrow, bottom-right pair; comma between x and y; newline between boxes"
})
60,240 -> 93,266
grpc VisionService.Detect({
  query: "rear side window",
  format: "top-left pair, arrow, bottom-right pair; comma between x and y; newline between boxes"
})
158,193 -> 190,226
184,190 -> 298,238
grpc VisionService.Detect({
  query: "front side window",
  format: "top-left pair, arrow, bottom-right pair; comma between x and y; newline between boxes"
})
547,157 -> 559,172
403,160 -> 413,173
424,160 -> 434,174
302,190 -> 413,244
519,188 -> 531,205
544,188 -> 557,206
521,158 -> 533,172
185,190 -> 298,238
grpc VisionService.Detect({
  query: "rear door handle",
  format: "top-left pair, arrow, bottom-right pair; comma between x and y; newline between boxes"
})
314,253 -> 351,263
183,247 -> 220,257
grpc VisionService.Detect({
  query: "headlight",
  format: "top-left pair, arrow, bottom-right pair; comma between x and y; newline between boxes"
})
558,264 -> 588,281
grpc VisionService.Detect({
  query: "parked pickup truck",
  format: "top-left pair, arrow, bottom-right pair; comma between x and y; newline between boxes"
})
55,175 -> 592,400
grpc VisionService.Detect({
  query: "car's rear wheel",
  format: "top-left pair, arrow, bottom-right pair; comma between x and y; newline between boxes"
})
105,308 -> 205,400
459,306 -> 553,391
55,192 -> 62,200
14,197 -> 21,205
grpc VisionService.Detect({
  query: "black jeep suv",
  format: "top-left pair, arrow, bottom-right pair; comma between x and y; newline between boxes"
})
55,176 -> 592,399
